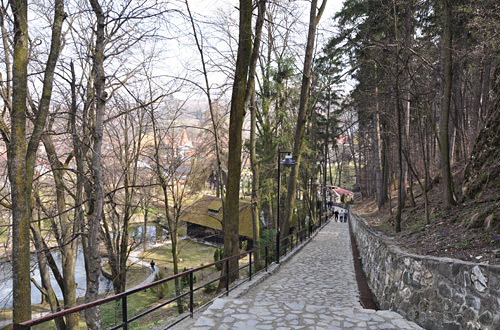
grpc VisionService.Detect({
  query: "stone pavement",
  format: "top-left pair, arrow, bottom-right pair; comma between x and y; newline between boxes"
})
175,220 -> 422,329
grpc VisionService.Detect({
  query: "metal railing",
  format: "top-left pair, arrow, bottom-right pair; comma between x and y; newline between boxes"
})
16,215 -> 330,330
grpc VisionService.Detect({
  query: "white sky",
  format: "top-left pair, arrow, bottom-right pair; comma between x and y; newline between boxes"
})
170,0 -> 347,99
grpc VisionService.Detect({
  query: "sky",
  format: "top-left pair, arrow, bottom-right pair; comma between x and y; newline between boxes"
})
168,0 -> 347,99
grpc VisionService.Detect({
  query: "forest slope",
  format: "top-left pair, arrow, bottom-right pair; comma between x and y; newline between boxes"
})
353,146 -> 500,264
353,161 -> 500,265
354,63 -> 500,265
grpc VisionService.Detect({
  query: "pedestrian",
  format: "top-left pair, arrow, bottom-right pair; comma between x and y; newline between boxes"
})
334,210 -> 339,222
344,210 -> 348,223
150,260 -> 155,273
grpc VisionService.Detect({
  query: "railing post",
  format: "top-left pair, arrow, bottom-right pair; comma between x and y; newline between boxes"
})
225,259 -> 229,295
276,231 -> 280,263
265,246 -> 268,272
249,252 -> 252,281
122,295 -> 128,330
189,272 -> 194,316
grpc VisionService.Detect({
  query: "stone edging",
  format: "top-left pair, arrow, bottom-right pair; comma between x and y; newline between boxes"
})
350,213 -> 500,330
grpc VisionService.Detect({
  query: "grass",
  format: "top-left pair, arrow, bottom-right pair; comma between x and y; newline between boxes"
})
141,239 -> 217,273
125,264 -> 152,289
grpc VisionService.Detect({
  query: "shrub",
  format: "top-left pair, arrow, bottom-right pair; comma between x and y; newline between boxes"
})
150,271 -> 169,299
257,229 -> 276,260
181,267 -> 196,289
213,248 -> 223,271
202,282 -> 217,294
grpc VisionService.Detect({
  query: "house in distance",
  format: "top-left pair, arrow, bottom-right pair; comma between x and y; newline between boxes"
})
182,195 -> 254,249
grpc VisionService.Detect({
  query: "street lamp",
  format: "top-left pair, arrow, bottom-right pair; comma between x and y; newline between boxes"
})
276,150 -> 296,263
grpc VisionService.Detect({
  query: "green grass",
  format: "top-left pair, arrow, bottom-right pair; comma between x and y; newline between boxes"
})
141,239 -> 217,272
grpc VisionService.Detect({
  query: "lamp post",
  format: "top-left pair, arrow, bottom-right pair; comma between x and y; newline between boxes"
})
276,150 -> 296,263
312,179 -> 320,227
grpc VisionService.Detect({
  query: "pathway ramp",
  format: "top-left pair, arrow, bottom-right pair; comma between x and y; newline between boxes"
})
178,221 -> 422,329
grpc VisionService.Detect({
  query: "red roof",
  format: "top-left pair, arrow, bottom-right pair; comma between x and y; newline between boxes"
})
334,187 -> 353,196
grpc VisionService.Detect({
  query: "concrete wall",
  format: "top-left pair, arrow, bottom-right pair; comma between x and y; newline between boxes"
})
350,213 -> 500,330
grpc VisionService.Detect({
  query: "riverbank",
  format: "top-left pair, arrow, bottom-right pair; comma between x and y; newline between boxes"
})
0,235 -> 218,329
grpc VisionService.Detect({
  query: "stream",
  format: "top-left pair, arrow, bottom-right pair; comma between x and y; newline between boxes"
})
0,224 -> 168,309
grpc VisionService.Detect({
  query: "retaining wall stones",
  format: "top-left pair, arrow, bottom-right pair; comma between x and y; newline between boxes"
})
350,213 -> 500,330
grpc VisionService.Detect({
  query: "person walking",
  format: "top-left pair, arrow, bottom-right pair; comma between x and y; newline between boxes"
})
334,209 -> 339,222
150,260 -> 155,273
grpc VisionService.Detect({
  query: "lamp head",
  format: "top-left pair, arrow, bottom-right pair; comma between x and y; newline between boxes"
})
281,154 -> 296,167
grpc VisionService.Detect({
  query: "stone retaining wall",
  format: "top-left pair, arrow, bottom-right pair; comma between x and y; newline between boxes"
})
350,213 -> 500,330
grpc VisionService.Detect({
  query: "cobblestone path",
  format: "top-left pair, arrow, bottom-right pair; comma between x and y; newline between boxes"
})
186,221 -> 423,329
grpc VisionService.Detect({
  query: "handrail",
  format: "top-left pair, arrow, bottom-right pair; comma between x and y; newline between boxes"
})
16,215 -> 330,330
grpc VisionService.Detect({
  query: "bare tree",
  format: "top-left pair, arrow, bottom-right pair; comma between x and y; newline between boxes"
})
247,0 -> 267,270
100,99 -> 148,294
148,104 -> 192,313
282,0 -> 327,239
185,0 -> 226,201
84,1 -> 106,327
2,0 -> 65,324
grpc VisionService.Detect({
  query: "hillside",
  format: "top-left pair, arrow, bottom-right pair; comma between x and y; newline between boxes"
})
352,163 -> 500,265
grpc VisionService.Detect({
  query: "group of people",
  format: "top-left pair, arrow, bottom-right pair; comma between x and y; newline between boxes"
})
333,209 -> 349,223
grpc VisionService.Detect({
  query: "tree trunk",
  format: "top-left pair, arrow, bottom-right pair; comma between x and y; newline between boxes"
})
282,0 -> 327,238
9,1 -> 30,322
395,95 -> 404,232
418,113 -> 431,224
439,0 -> 455,206
31,223 -> 66,330
250,91 -> 261,269
220,0 -> 253,288
373,62 -> 384,209
247,0 -> 266,270
392,0 -> 404,232
84,1 -> 106,328
69,61 -> 88,329
170,228 -> 182,313
42,134 -> 78,328
8,0 -> 65,324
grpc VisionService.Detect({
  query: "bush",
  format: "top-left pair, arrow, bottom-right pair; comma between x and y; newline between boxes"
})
202,282 -> 217,294
150,271 -> 169,299
181,267 -> 196,289
257,229 -> 276,260
213,248 -> 223,271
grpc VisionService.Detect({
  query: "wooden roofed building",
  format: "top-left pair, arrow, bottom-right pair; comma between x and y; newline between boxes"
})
182,195 -> 254,249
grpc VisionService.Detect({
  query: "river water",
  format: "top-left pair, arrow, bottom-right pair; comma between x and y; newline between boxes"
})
0,224 -> 168,309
